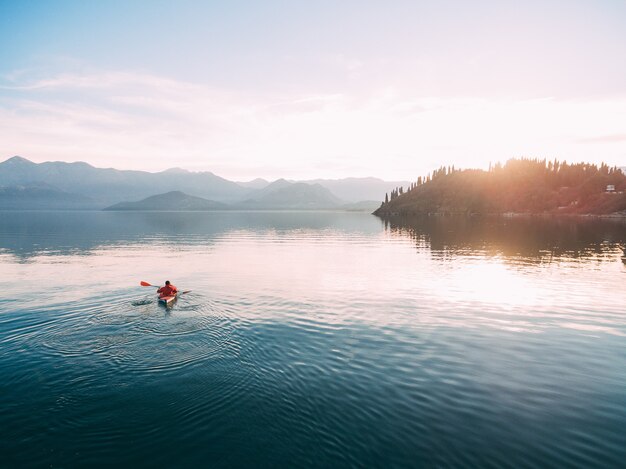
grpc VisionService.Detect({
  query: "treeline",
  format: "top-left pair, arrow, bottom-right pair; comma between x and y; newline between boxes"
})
375,158 -> 626,216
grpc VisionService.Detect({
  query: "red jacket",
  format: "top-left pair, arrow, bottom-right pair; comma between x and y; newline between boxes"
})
157,284 -> 178,297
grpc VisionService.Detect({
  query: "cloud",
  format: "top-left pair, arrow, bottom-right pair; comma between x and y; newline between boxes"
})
1,70 -> 626,179
576,134 -> 626,144
0,71 -> 206,94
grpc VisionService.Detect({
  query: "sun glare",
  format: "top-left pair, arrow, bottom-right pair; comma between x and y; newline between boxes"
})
448,260 -> 539,307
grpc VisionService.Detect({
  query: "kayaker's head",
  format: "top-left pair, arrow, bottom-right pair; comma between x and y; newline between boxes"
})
165,280 -> 170,285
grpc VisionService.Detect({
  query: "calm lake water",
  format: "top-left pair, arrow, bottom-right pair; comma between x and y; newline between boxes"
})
1,211 -> 625,468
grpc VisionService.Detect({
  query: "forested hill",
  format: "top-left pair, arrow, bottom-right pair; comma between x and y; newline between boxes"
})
374,158 -> 626,217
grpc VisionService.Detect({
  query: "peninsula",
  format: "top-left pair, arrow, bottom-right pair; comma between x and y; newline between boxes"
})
374,158 -> 626,217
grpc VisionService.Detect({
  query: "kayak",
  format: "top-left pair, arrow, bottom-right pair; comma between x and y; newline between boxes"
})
158,294 -> 177,306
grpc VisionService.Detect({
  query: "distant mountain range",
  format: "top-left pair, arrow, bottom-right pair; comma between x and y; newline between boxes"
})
235,179 -> 342,209
0,156 -> 408,210
104,189 -> 383,211
0,183 -> 94,210
0,156 -> 247,206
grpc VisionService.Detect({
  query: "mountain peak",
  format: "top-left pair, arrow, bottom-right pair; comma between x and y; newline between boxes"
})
162,167 -> 190,174
236,177 -> 270,189
2,156 -> 35,166
160,190 -> 187,197
267,178 -> 292,188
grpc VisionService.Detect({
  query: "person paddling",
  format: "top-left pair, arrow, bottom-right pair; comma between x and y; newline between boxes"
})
157,280 -> 178,298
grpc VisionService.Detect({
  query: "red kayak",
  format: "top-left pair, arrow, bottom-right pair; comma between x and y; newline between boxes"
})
158,294 -> 177,306
140,282 -> 188,306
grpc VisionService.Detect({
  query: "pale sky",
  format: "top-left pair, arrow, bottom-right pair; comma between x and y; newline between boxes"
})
1,0 -> 625,180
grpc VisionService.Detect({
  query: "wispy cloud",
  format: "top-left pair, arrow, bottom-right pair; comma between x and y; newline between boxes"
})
577,134 -> 626,144
0,71 -> 206,93
1,70 -> 625,179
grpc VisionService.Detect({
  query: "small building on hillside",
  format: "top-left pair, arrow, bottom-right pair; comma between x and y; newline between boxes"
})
606,184 -> 615,193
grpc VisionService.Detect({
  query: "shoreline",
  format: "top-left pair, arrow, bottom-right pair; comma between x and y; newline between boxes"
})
373,210 -> 626,219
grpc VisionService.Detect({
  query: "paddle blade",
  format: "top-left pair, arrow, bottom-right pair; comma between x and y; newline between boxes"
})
140,281 -> 153,287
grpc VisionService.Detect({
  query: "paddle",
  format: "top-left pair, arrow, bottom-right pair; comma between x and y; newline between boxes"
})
140,281 -> 191,295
